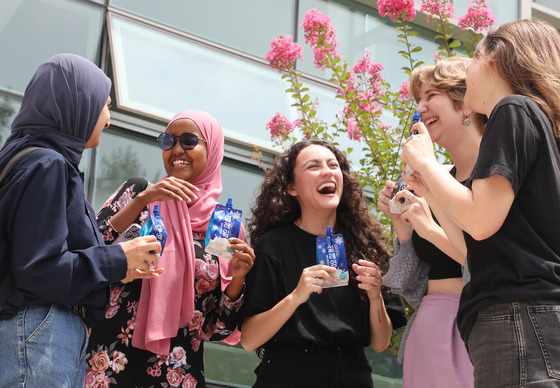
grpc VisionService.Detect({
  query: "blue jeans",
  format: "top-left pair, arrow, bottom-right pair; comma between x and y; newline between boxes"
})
467,300 -> 560,388
0,301 -> 88,388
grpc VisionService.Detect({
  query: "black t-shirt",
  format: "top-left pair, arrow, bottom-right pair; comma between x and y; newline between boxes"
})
239,223 -> 407,348
412,167 -> 463,280
458,95 -> 560,342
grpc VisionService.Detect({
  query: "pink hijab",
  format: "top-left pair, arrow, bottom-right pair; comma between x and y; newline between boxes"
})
132,110 -> 241,354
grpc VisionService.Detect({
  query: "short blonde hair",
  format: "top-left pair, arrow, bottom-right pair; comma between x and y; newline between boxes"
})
409,56 -> 486,132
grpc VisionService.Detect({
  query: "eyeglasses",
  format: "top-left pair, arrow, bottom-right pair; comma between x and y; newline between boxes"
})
157,133 -> 207,151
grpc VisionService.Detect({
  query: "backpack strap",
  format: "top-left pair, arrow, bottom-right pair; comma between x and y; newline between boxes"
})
0,146 -> 44,311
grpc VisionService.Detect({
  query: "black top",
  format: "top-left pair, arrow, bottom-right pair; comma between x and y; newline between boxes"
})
412,166 -> 463,280
411,229 -> 463,279
458,95 -> 560,342
240,223 -> 407,348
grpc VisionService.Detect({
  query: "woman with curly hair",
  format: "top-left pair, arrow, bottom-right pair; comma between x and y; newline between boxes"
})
239,139 -> 407,388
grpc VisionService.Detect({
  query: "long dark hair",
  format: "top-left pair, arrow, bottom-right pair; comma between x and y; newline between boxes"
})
248,139 -> 390,302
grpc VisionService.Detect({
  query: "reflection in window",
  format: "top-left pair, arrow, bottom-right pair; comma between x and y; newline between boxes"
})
109,0 -> 296,59
219,159 -> 265,228
0,96 -> 19,148
109,14 -> 293,148
91,128 -> 166,211
0,0 -> 104,95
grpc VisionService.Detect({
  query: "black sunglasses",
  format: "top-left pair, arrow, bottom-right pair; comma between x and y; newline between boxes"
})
157,133 -> 207,151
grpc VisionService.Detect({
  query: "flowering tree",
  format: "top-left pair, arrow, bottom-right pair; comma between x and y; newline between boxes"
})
261,0 -> 496,354
262,0 -> 496,208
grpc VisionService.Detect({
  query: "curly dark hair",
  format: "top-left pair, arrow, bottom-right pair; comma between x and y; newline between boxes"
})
248,139 -> 390,302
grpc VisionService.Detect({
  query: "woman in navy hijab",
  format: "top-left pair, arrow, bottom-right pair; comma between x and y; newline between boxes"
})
0,54 -> 162,387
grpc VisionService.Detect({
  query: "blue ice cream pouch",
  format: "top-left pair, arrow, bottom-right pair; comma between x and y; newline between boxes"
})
139,204 -> 167,271
205,198 -> 242,260
316,226 -> 349,288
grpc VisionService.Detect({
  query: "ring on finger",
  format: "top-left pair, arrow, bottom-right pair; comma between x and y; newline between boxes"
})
316,277 -> 319,286
409,193 -> 415,201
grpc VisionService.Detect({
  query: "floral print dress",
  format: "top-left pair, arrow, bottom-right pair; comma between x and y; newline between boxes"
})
85,178 -> 243,388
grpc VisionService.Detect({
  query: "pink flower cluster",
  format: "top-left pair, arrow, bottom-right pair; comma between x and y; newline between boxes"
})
266,113 -> 295,140
301,9 -> 341,69
398,81 -> 412,100
457,0 -> 496,33
265,35 -> 303,73
377,0 -> 416,22
344,117 -> 361,141
420,0 -> 455,23
339,51 -> 386,142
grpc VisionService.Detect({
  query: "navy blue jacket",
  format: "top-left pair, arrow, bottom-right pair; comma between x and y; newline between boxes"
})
0,148 -> 128,326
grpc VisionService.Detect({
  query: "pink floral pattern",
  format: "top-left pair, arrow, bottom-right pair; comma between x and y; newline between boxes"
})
85,178 -> 243,387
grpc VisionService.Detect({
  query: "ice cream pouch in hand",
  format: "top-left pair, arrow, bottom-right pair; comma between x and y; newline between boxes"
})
139,204 -> 167,271
316,226 -> 349,288
389,176 -> 410,215
205,198 -> 242,260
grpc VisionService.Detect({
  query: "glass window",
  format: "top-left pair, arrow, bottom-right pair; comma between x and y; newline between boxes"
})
296,0 -> 441,89
90,127 -> 166,211
0,0 -> 105,95
453,0 -> 518,24
0,96 -> 20,148
109,0 -> 296,59
109,14 -> 293,148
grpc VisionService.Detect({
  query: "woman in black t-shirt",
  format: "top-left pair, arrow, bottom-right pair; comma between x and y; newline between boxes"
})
379,57 -> 486,388
401,19 -> 560,386
239,140 -> 407,388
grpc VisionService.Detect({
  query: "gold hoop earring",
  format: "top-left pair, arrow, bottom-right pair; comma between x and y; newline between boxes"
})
462,117 -> 471,126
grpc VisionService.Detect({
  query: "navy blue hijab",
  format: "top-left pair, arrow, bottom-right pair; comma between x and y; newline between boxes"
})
0,53 -> 111,170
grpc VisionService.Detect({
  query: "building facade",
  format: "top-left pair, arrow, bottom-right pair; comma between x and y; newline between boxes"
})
1,0 -> 559,386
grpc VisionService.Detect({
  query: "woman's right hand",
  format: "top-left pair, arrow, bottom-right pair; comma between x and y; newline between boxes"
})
291,265 -> 336,305
377,180 -> 400,221
119,236 -> 164,282
138,176 -> 200,205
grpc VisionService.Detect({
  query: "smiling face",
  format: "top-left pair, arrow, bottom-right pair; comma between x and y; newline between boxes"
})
163,118 -> 208,182
287,144 -> 343,218
417,82 -> 465,149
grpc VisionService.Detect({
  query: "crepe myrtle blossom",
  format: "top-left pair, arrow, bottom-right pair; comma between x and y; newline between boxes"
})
265,35 -> 303,73
266,113 -> 295,140
398,81 -> 412,100
420,0 -> 455,23
377,0 -> 416,22
301,9 -> 341,69
458,0 -> 496,33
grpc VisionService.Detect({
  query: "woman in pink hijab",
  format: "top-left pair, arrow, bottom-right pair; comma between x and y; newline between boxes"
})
86,110 -> 255,387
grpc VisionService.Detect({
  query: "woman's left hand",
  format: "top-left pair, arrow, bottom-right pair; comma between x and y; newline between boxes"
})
353,259 -> 383,301
228,237 -> 255,279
